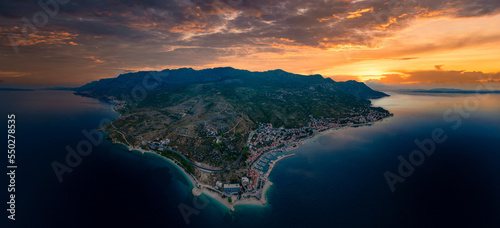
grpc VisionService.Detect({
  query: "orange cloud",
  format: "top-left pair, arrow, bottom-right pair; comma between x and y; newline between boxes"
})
318,14 -> 340,22
371,17 -> 398,30
374,70 -> 500,84
1,30 -> 78,47
346,7 -> 373,19
0,71 -> 30,78
84,56 -> 105,64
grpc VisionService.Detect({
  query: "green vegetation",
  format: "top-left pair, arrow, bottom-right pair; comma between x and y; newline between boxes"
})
158,149 -> 194,174
76,67 -> 389,171
241,146 -> 250,161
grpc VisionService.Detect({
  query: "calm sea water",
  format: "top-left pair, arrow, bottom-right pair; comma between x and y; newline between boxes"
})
1,90 -> 500,228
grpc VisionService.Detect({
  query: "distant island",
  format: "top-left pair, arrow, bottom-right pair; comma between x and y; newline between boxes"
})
0,86 -> 77,91
401,88 -> 500,94
0,87 -> 35,91
75,67 -> 392,210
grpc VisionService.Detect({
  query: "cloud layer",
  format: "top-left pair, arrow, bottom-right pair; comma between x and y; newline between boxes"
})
1,0 -> 500,85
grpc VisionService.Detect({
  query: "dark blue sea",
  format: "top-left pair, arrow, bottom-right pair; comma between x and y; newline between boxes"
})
1,90 -> 500,228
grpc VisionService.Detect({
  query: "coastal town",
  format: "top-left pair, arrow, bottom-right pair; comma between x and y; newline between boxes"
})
205,109 -> 392,208
82,66 -> 396,211
127,108 -> 392,211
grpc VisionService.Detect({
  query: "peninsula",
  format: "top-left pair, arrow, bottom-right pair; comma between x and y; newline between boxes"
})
75,67 -> 392,210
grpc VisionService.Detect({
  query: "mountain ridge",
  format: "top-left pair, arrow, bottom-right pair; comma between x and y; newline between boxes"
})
75,67 -> 392,184
76,67 -> 388,100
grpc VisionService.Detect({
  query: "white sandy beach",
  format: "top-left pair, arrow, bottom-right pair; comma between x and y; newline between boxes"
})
119,120 -> 381,212
128,146 -> 269,212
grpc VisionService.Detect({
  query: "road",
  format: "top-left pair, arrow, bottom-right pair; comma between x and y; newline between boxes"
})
110,122 -> 242,172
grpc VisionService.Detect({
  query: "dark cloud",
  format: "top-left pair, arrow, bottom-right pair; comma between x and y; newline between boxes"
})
435,65 -> 444,70
452,0 -> 500,17
2,0 -> 500,49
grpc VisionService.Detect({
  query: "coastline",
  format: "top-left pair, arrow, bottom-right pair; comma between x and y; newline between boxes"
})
109,117 -> 390,212
129,147 -> 199,187
81,91 -> 393,212
297,121 -> 383,147
101,101 -> 273,212
128,146 -> 269,211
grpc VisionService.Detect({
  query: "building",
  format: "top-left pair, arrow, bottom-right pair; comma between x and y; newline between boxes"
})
223,184 -> 241,194
215,181 -> 223,190
241,177 -> 249,186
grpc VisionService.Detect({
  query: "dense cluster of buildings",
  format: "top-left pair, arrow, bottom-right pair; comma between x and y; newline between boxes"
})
245,123 -> 309,163
245,110 -> 390,164
213,109 -> 391,197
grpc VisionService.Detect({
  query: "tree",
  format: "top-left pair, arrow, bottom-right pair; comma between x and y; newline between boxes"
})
228,197 -> 232,203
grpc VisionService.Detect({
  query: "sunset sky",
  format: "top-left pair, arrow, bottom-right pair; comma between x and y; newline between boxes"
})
1,0 -> 500,88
